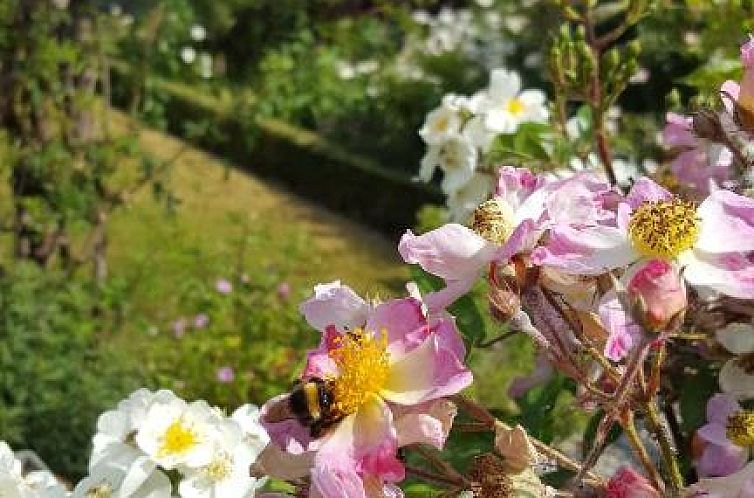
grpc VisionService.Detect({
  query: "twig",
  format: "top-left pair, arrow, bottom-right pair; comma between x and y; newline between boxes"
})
451,395 -> 606,487
622,411 -> 665,493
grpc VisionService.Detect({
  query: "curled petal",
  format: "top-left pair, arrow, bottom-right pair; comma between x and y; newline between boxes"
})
366,298 -> 426,352
253,443 -> 314,481
394,399 -> 457,449
300,281 -> 370,332
599,291 -> 642,362
706,393 -> 742,426
398,224 -> 496,282
697,441 -> 748,478
624,177 -> 672,209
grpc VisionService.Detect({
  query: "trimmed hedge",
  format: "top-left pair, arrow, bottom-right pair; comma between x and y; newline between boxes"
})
111,69 -> 442,237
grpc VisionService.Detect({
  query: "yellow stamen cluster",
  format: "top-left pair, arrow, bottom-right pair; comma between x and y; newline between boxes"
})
203,453 -> 233,481
628,199 -> 699,259
507,98 -> 525,116
86,484 -> 113,498
468,453 -> 512,498
158,419 -> 199,457
471,198 -> 517,245
329,328 -> 390,416
727,411 -> 754,447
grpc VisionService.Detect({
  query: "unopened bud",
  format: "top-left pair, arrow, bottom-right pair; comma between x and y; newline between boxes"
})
627,260 -> 687,332
489,285 -> 521,323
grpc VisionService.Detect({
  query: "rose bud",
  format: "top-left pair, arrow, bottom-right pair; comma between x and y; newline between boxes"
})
607,466 -> 661,498
627,260 -> 687,331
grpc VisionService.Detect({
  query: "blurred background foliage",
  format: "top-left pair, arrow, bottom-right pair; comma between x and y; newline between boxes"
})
0,0 -> 752,483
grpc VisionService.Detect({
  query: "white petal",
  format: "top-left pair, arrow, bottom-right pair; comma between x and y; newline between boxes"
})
716,322 -> 754,355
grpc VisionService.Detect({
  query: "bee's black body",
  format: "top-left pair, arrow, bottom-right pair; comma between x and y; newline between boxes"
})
288,377 -> 343,437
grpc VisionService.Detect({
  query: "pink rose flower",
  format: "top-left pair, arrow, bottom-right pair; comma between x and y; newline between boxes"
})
260,285 -> 472,496
627,259 -> 687,330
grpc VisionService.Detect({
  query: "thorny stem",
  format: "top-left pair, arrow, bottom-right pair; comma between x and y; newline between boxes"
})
451,395 -> 606,488
622,411 -> 665,493
644,400 -> 684,494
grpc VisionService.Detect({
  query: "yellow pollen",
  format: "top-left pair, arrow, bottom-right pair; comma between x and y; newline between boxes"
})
628,198 -> 699,259
433,115 -> 450,133
86,484 -> 113,498
471,198 -> 517,245
158,419 -> 199,457
203,453 -> 233,481
328,328 -> 390,416
727,411 -> 754,447
507,98 -> 525,116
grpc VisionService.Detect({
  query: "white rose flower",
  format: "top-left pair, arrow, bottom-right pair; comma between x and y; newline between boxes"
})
180,47 -> 196,65
419,103 -> 463,145
419,134 -> 478,194
716,322 -> 754,399
478,68 -> 548,134
0,442 -> 67,498
135,399 -> 219,470
73,458 -> 171,498
189,25 -> 206,42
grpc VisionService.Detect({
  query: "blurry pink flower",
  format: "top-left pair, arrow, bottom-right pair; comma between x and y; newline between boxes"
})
533,178 -> 754,299
606,466 -> 660,498
737,36 -> 754,122
695,393 -> 749,478
662,112 -> 731,196
261,291 -> 471,495
216,366 -> 235,383
193,313 -> 209,329
216,278 -> 233,294
172,318 -> 187,338
277,282 -> 291,301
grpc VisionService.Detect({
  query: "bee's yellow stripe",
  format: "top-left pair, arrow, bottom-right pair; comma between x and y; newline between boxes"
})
304,382 -> 321,421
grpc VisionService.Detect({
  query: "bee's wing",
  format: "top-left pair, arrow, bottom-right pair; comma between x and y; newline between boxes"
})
262,393 -> 294,423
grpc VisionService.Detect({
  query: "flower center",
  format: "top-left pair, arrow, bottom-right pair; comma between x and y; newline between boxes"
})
507,98 -> 525,116
329,328 -> 390,416
727,410 -> 754,447
471,198 -> 517,245
628,199 -> 699,259
433,115 -> 450,133
86,484 -> 113,498
158,419 -> 199,457
203,452 -> 233,481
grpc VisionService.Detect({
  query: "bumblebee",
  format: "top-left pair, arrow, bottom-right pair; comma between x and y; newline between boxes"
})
264,377 -> 343,438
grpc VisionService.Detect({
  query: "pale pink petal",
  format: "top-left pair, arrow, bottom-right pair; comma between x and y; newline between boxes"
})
260,395 -> 317,454
352,396 -> 404,481
684,251 -> 754,299
381,335 -> 472,405
254,443 -> 315,480
697,442 -> 748,478
531,225 -> 637,275
706,393 -> 741,425
303,325 -> 340,378
393,399 -> 457,449
625,177 -> 672,209
311,463 -> 366,498
696,190 -> 754,254
300,281 -> 370,332
421,278 -> 476,314
365,298 -> 427,352
495,166 -> 546,211
663,112 -> 696,148
496,219 -> 542,263
698,422 -> 733,447
398,224 -> 497,281
599,291 -> 643,362
689,461 -> 754,497
545,174 -> 614,226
